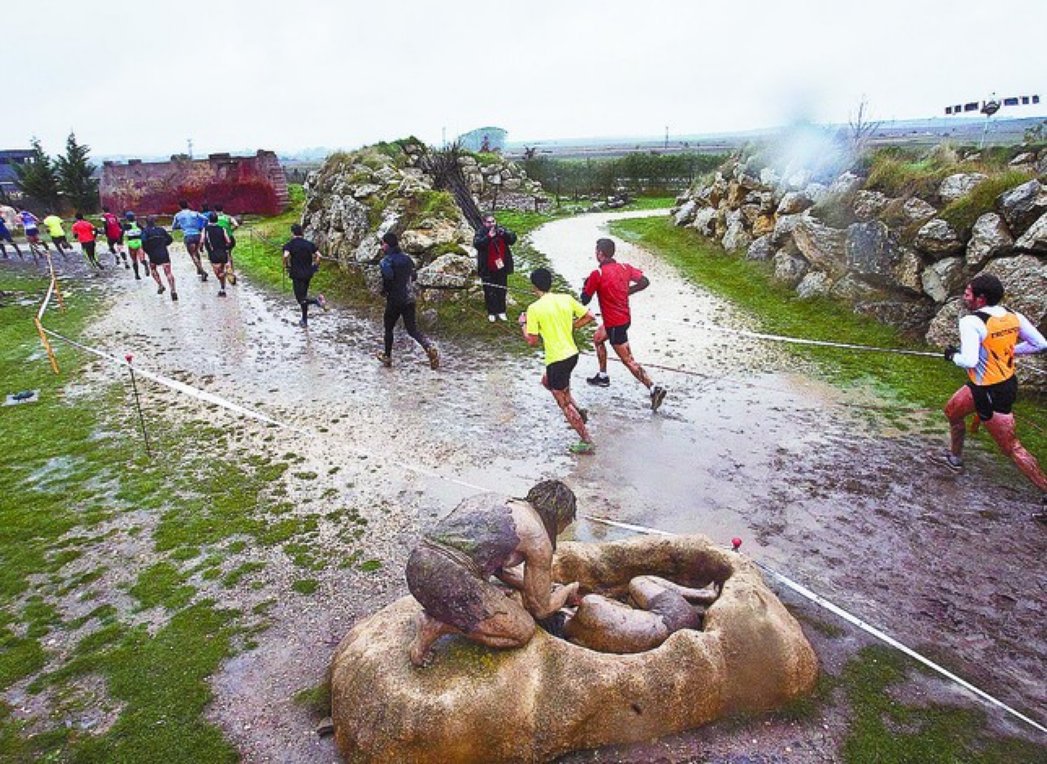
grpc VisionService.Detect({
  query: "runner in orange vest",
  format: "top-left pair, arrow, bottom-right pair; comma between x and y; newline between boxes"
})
929,274 -> 1047,520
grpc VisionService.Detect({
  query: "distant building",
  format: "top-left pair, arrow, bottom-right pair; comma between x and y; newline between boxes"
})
458,127 -> 507,153
0,149 -> 34,195
99,149 -> 289,216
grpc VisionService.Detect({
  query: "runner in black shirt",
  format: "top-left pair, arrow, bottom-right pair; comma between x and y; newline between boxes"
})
202,212 -> 232,296
282,224 -> 327,327
141,216 -> 178,300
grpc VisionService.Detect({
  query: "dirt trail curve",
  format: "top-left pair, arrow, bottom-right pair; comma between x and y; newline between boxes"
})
30,209 -> 1045,761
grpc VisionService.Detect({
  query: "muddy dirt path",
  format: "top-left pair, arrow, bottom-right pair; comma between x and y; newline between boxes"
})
31,212 -> 1046,761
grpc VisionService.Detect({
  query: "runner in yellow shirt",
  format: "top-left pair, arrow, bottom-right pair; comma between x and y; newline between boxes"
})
42,213 -> 73,254
520,267 -> 596,454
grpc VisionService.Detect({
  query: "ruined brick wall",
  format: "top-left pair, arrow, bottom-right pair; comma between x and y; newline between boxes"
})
100,150 -> 289,216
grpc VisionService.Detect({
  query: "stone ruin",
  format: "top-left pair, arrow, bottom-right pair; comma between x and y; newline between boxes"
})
99,150 -> 289,216
329,534 -> 817,763
671,150 -> 1047,387
300,140 -> 547,303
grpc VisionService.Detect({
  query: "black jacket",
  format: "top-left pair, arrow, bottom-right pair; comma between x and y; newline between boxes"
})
141,226 -> 173,258
379,248 -> 418,306
473,226 -> 517,278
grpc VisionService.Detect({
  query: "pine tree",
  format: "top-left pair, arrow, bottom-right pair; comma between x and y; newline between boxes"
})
14,137 -> 62,211
56,132 -> 99,213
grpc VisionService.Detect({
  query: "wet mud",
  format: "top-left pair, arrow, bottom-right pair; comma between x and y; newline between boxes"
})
17,213 -> 1047,761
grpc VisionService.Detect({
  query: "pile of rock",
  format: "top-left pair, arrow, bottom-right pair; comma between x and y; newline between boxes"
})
672,153 -> 1047,360
302,142 -> 545,300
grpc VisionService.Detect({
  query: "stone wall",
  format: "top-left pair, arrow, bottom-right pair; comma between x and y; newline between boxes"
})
100,150 -> 289,216
672,151 -> 1047,380
301,143 -> 545,300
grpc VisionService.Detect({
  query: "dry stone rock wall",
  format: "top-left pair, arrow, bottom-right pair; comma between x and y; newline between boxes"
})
301,142 -> 544,300
672,153 -> 1047,375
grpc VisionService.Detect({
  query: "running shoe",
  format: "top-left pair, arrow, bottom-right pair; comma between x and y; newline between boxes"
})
157,285 -> 165,295
298,319 -> 308,328
317,293 -> 328,311
488,314 -> 496,323
426,345 -> 440,370
497,313 -> 508,321
587,373 -> 610,387
171,291 -> 178,301
927,450 -> 963,474
376,352 -> 392,368
568,441 -> 596,455
650,385 -> 667,412
1035,496 -> 1047,526
200,272 -> 208,282
218,289 -> 227,297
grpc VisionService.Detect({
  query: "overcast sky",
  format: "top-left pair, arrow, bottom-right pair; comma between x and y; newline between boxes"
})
8,0 -> 1044,157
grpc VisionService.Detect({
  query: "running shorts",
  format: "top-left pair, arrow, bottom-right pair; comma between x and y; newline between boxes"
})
208,250 -> 229,264
127,239 -> 143,250
52,235 -> 68,246
967,377 -> 1018,421
606,322 -> 631,346
545,353 -> 579,391
26,229 -> 40,242
107,234 -> 124,246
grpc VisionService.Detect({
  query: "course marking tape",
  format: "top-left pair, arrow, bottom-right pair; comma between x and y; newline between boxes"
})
583,513 -> 1047,736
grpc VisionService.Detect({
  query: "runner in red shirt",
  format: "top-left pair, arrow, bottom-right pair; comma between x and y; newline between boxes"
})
100,206 -> 129,269
580,238 -> 666,411
71,212 -> 102,269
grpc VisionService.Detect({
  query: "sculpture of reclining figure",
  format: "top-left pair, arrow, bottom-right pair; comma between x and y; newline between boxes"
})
560,575 -> 720,654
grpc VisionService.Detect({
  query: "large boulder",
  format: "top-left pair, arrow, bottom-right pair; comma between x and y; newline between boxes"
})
777,191 -> 813,215
416,254 -> 475,301
796,271 -> 833,298
892,248 -> 926,295
846,221 -> 902,287
996,180 -> 1047,235
692,207 -> 717,237
828,171 -> 863,197
773,247 -> 809,286
1014,211 -> 1047,254
938,173 -> 988,203
981,254 -> 1047,328
770,212 -> 809,248
921,257 -> 966,303
852,190 -> 890,222
330,535 -> 818,764
900,197 -> 938,226
853,300 -> 936,336
792,218 -> 846,277
746,234 -> 776,262
915,218 -> 964,257
673,200 -> 698,226
722,211 -> 752,252
926,298 -> 964,347
966,212 -> 1014,267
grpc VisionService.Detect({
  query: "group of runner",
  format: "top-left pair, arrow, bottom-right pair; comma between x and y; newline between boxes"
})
5,202 -> 241,300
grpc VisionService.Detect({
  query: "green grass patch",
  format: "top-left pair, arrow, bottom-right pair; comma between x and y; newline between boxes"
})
939,170 -> 1035,233
130,562 -> 195,611
291,579 -> 318,595
292,677 -> 331,718
841,645 -> 1043,763
609,217 -> 1045,455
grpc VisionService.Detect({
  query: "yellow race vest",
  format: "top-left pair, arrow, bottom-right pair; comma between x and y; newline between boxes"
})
968,311 -> 1019,386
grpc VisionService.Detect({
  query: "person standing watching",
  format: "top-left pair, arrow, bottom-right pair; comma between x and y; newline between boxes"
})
520,267 -> 596,455
71,212 -> 102,269
473,213 -> 516,322
282,223 -> 327,327
581,237 -> 666,411
172,200 -> 209,281
377,232 -> 439,369
141,216 -> 177,300
930,274 -> 1047,521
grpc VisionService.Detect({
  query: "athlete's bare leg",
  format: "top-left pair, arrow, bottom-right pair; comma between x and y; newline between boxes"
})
551,386 -> 591,443
943,385 -> 976,458
612,341 -> 653,389
981,413 -> 1047,492
594,325 -> 609,373
149,262 -> 164,288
